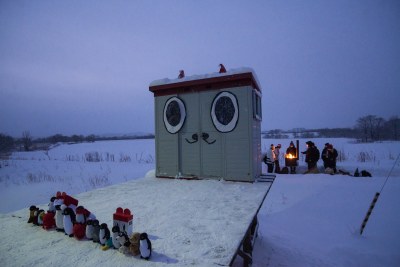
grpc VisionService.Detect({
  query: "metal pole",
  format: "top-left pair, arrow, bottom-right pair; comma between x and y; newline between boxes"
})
360,192 -> 380,235
359,153 -> 400,235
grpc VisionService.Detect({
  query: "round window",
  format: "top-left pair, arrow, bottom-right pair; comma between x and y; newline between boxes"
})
163,97 -> 186,134
211,92 -> 239,132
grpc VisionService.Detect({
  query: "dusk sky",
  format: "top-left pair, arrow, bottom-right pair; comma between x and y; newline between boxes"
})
1,0 -> 399,137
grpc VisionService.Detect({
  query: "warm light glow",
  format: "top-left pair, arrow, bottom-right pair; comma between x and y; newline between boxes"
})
286,153 -> 296,159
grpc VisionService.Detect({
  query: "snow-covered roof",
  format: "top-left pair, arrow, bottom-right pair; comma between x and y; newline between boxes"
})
149,67 -> 262,93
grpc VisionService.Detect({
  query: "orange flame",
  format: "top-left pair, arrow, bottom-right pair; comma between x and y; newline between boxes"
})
286,153 -> 296,159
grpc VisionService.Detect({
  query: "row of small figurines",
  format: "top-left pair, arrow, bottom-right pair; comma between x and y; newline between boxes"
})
27,195 -> 151,260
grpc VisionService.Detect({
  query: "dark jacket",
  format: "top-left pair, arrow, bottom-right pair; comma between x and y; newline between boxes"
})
305,146 -> 320,163
321,147 -> 329,163
326,148 -> 338,168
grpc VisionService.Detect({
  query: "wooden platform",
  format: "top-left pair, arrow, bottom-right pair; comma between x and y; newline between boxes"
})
0,175 -> 274,266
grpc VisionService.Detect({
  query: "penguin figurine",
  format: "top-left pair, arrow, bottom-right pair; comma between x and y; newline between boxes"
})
33,207 -> 40,226
37,209 -> 45,226
42,211 -> 56,230
99,223 -> 108,245
62,207 -> 75,237
100,223 -> 112,250
116,231 -> 131,255
75,206 -> 86,224
129,232 -> 141,256
28,205 -> 37,223
92,220 -> 101,243
111,224 -> 121,249
86,220 -> 94,240
54,200 -> 64,232
139,232 -> 152,260
73,222 -> 86,240
76,206 -> 96,223
48,196 -> 56,212
42,196 -> 57,230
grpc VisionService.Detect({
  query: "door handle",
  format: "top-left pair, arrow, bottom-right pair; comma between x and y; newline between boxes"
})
185,133 -> 198,144
201,132 -> 216,144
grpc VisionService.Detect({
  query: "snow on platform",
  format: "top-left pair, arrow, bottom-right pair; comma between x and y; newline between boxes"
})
0,171 -> 273,266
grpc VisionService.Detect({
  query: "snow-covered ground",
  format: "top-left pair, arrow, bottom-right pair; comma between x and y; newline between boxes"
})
1,138 -> 399,266
0,140 -> 155,213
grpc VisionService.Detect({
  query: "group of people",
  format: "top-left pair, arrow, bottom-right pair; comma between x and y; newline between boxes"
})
263,141 -> 298,174
263,143 -> 282,173
263,141 -> 338,174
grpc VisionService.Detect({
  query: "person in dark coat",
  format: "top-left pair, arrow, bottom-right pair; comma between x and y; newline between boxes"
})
285,141 -> 298,174
321,143 -> 330,169
325,144 -> 338,173
302,141 -> 320,173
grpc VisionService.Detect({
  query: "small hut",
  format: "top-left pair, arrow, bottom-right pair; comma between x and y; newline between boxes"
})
149,68 -> 262,182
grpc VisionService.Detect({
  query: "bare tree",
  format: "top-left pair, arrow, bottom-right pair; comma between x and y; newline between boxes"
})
356,116 -> 369,142
374,116 -> 385,141
22,131 -> 32,151
356,115 -> 385,142
386,116 -> 400,140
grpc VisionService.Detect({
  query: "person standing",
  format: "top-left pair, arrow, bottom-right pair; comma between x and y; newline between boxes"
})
274,144 -> 281,173
321,143 -> 330,169
285,141 -> 298,174
326,144 -> 338,173
302,141 -> 320,173
263,144 -> 275,173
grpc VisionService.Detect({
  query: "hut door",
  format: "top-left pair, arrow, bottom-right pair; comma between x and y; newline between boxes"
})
180,92 -> 222,178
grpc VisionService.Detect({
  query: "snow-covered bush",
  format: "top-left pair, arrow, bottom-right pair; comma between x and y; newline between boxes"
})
135,152 -> 154,164
85,152 -> 102,162
357,151 -> 376,162
119,153 -> 131,162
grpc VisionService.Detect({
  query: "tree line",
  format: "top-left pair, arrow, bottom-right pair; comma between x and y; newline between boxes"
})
0,132 -> 155,153
264,115 -> 399,142
1,114 -> 398,153
355,115 -> 399,142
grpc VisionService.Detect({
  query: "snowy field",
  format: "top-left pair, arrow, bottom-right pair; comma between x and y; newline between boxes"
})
0,138 -> 399,266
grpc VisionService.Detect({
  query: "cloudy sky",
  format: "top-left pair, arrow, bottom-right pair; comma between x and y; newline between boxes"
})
1,0 -> 399,137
